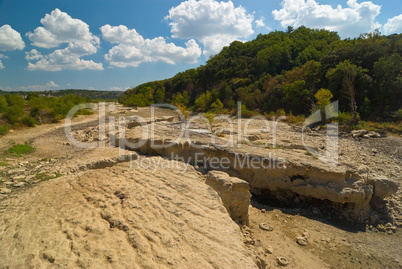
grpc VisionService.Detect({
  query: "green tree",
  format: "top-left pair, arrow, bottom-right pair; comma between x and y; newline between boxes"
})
218,81 -> 233,106
373,54 -> 402,113
283,80 -> 311,114
314,88 -> 333,121
154,87 -> 165,103
326,61 -> 368,124
195,91 -> 213,111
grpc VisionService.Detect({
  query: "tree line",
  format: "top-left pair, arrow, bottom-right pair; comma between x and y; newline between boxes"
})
119,27 -> 402,122
0,93 -> 92,136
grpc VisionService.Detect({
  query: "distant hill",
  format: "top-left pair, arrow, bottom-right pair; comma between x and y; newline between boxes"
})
120,27 -> 401,119
0,89 -> 124,101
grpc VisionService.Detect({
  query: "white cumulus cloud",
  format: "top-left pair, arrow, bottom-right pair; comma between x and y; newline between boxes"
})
272,0 -> 382,38
101,24 -> 201,68
0,54 -> 7,69
25,9 -> 102,71
15,81 -> 59,91
255,16 -> 266,28
45,81 -> 59,88
165,0 -> 254,56
110,87 -> 123,91
0,25 -> 25,51
384,14 -> 402,35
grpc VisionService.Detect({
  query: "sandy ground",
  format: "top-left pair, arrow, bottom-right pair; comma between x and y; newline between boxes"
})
0,104 -> 401,268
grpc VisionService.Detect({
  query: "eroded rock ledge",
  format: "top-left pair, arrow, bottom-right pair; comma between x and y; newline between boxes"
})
205,170 -> 251,225
113,125 -> 398,223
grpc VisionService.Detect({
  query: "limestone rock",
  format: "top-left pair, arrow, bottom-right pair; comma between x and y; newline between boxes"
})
352,129 -> 381,139
364,131 -> 382,139
277,257 -> 289,266
126,116 -> 175,129
205,170 -> 251,225
351,129 -> 368,138
0,188 -> 11,194
0,159 -> 257,268
296,236 -> 308,246
259,222 -> 274,231
369,176 -> 399,200
12,175 -> 25,181
13,182 -> 25,187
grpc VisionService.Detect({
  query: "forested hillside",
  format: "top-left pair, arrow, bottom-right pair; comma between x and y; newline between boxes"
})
120,27 -> 402,120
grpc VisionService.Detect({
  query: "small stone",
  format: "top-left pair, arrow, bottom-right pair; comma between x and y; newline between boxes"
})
0,188 -> 11,194
12,175 -> 25,181
377,225 -> 386,232
385,222 -> 392,228
244,236 -> 255,245
265,245 -> 273,254
296,237 -> 308,246
277,257 -> 289,266
14,182 -> 25,187
259,222 -> 274,231
7,168 -> 26,175
261,209 -> 266,213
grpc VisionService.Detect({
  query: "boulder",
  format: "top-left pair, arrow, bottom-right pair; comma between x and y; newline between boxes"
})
369,175 -> 399,200
351,129 -> 368,138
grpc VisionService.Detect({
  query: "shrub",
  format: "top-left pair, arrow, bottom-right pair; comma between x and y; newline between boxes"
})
195,91 -> 213,111
22,116 -> 36,127
240,104 -> 258,118
2,106 -> 24,125
0,96 -> 7,113
0,124 -> 10,136
275,108 -> 286,117
336,111 -> 352,125
176,103 -> 189,118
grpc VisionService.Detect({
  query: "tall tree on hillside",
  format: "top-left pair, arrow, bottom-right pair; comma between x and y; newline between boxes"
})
373,54 -> 402,113
326,61 -> 369,124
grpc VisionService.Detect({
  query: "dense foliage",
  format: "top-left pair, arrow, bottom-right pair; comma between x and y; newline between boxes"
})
0,93 -> 93,136
120,27 -> 402,120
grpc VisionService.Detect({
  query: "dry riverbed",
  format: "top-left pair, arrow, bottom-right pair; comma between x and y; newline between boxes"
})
0,105 -> 401,268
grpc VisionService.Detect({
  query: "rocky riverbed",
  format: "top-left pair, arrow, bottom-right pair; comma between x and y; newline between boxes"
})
0,105 -> 401,268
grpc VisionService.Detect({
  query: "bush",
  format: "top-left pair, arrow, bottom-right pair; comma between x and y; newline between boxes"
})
2,105 -> 24,125
336,111 -> 352,125
22,116 -> 36,127
195,91 -> 213,111
0,96 -> 7,113
276,108 -> 286,117
0,124 -> 10,136
240,104 -> 259,118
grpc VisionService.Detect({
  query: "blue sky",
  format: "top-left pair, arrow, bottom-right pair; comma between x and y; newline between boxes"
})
0,0 -> 401,92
